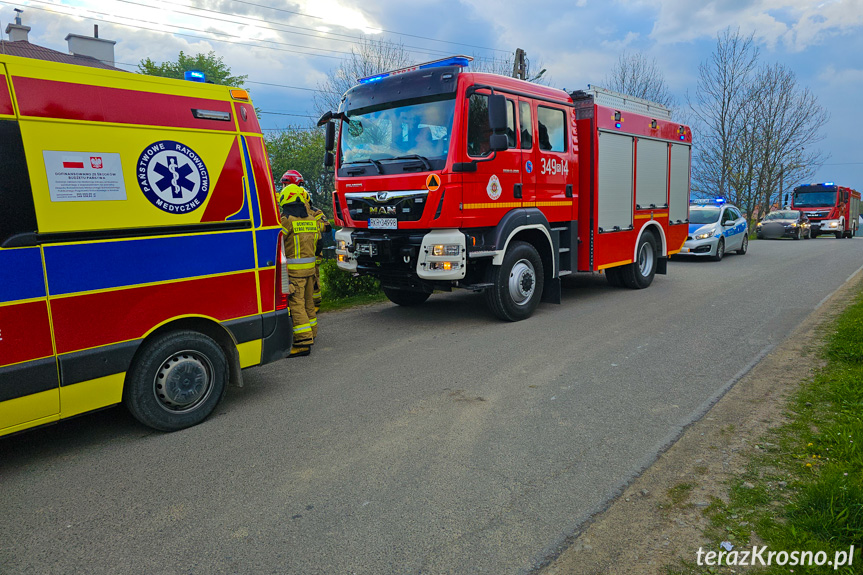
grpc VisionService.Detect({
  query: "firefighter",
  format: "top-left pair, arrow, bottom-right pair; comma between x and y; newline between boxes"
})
280,170 -> 330,311
278,184 -> 319,357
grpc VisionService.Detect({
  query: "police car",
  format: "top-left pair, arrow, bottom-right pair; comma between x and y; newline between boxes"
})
678,199 -> 748,261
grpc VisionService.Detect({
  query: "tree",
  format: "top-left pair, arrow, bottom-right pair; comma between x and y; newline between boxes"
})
265,126 -> 332,216
313,38 -> 412,116
138,51 -> 248,87
689,28 -> 828,223
603,51 -> 675,108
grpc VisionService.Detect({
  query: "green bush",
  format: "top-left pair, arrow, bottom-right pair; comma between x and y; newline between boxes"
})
319,258 -> 381,300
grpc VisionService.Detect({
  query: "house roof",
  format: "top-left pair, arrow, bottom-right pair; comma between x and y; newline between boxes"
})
0,39 -> 125,71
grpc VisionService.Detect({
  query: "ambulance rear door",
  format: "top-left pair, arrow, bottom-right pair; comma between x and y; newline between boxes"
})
0,62 -> 60,435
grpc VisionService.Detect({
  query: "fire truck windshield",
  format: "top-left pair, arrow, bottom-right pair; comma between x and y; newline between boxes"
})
793,188 -> 837,207
341,96 -> 456,169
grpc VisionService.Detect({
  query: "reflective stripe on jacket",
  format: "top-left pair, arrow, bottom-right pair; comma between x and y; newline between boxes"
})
281,214 -> 319,278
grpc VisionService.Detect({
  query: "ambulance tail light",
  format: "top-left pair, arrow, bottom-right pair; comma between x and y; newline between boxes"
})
275,231 -> 289,311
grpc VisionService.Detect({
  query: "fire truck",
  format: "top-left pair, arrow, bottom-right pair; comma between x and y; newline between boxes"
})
320,56 -> 692,321
789,183 -> 860,239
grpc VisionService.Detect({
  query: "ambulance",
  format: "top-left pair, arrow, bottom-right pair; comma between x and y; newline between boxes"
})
0,54 -> 292,435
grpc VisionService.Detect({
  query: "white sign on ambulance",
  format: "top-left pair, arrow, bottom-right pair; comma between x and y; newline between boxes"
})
43,151 -> 127,202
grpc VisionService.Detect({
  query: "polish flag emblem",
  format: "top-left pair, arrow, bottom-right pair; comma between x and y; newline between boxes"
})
62,157 -> 84,169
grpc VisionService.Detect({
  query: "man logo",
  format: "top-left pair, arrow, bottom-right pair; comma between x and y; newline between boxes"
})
375,191 -> 389,202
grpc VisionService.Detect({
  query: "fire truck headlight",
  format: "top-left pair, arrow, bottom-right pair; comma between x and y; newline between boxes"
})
695,230 -> 715,240
429,261 -> 459,271
337,240 -> 347,250
432,244 -> 461,256
338,254 -> 346,263
830,222 -> 839,228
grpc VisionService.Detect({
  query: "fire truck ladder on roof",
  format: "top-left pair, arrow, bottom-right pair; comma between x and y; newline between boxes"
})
579,85 -> 672,119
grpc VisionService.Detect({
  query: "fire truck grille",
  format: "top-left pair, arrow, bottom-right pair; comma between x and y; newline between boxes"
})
344,191 -> 428,222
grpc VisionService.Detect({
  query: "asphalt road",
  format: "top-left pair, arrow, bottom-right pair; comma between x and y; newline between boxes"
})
2,237 -> 862,575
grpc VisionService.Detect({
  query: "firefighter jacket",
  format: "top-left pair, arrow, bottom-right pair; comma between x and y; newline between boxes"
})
281,211 -> 319,278
309,206 -> 331,257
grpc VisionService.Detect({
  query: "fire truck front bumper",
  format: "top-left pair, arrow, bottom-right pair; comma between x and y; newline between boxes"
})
335,228 -> 467,281
810,220 -> 841,233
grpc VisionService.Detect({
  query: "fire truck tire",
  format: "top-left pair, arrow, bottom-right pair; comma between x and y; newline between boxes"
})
383,287 -> 431,306
484,241 -> 544,321
710,238 -> 725,262
124,330 -> 228,432
835,231 -> 843,239
621,234 -> 658,289
605,266 -> 624,287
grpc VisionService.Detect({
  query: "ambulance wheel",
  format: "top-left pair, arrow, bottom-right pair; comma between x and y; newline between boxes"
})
485,241 -> 544,321
710,238 -> 725,262
605,266 -> 624,287
383,287 -> 431,307
124,331 -> 228,432
621,233 -> 658,289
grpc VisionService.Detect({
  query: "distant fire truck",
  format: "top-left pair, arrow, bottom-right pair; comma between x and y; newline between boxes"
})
789,183 -> 860,239
319,56 -> 692,320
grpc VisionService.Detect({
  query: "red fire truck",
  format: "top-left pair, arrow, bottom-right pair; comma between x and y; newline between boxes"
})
320,56 -> 692,320
789,183 -> 860,239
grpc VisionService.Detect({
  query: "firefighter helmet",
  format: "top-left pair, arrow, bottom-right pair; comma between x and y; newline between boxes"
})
280,170 -> 305,187
277,184 -> 305,207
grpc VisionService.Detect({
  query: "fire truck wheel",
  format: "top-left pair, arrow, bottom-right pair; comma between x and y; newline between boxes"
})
485,241 -> 544,321
605,266 -> 624,287
710,238 -> 725,262
383,287 -> 431,306
621,233 -> 658,289
835,231 -> 843,239
124,331 -> 228,431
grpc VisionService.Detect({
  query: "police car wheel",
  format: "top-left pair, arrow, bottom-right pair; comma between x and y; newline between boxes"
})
124,331 -> 228,431
383,287 -> 431,307
737,234 -> 748,255
835,231 -> 843,239
711,238 -> 725,261
485,241 -> 544,321
621,233 -> 657,289
794,228 -> 802,240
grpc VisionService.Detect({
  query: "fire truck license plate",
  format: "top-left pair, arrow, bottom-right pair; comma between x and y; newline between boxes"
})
369,218 -> 397,230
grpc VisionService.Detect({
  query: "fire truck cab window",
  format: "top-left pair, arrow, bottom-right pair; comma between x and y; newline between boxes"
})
537,106 -> 566,153
519,101 -> 533,150
467,94 -> 516,157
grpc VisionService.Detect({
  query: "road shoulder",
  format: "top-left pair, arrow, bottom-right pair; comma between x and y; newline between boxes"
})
541,271 -> 863,575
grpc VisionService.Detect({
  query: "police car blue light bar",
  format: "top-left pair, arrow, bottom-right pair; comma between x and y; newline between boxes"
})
691,198 -> 726,205
357,55 -> 473,84
184,70 -> 206,83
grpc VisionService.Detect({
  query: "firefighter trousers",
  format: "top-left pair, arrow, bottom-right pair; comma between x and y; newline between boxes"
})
289,276 -> 317,346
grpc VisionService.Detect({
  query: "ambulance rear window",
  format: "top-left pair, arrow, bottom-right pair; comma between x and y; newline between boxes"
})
0,122 -> 37,245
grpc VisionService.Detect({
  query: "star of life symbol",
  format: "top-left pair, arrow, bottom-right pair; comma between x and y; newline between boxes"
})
137,140 -> 210,214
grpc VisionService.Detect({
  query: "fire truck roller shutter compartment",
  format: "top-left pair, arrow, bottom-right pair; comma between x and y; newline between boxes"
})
597,132 -> 634,232
635,138 -> 669,211
669,144 -> 691,224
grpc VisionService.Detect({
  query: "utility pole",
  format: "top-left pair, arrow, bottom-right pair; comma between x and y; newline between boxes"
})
512,48 -> 526,80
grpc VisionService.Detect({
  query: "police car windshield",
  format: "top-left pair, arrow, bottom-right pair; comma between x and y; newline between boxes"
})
689,207 -> 721,224
341,95 -> 456,166
764,211 -> 798,220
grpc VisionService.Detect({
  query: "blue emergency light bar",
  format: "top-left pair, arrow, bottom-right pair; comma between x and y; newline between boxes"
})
357,55 -> 473,84
184,70 -> 206,83
691,198 -> 726,205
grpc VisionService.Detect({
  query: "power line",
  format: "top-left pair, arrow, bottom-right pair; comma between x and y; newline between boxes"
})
227,0 -> 511,54
115,0 -> 489,62
16,1 -> 346,60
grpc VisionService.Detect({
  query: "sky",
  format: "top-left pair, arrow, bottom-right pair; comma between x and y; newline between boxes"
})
2,0 -> 861,187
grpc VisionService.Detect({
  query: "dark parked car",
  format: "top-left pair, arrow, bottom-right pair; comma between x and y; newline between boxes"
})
756,210 -> 811,240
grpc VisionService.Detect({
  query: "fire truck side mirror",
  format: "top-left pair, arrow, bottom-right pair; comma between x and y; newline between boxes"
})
489,134 -> 508,152
488,94 -> 507,134
324,122 -> 336,152
324,151 -> 334,168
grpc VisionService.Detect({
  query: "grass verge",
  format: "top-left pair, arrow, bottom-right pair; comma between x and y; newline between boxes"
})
318,292 -> 387,313
670,289 -> 863,573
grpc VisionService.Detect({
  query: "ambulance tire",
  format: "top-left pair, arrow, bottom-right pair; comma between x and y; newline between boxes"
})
621,234 -> 658,289
383,287 -> 431,307
485,241 -> 544,322
124,331 -> 228,432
